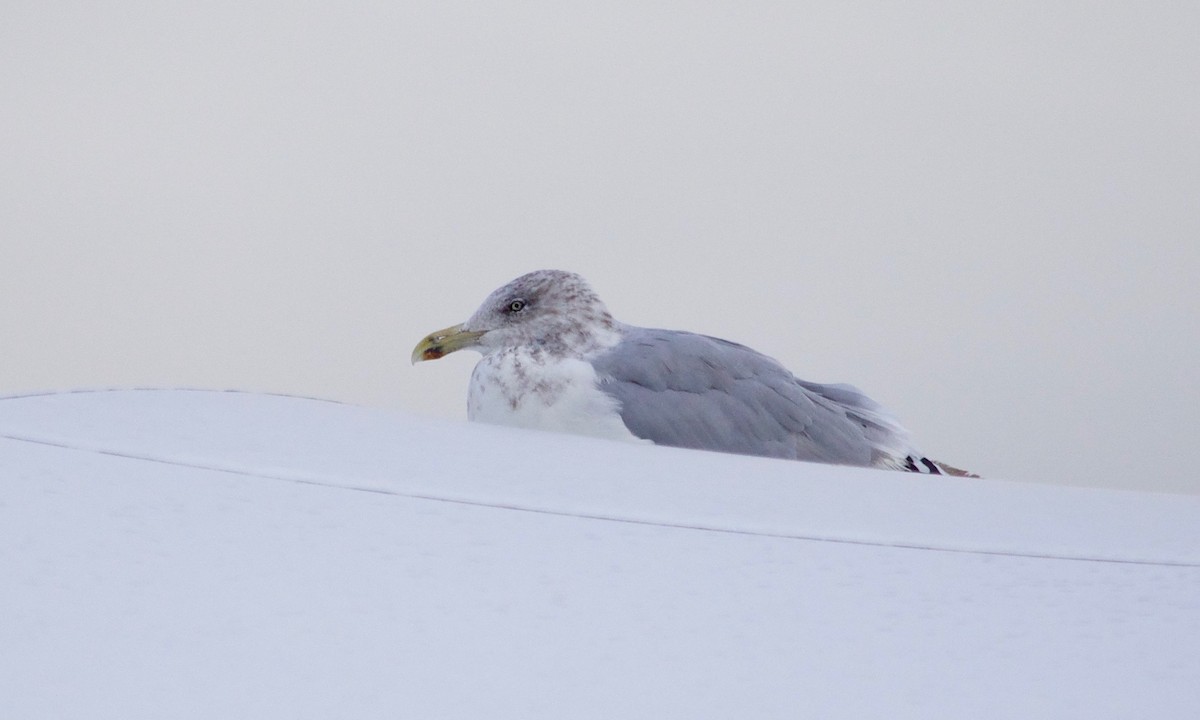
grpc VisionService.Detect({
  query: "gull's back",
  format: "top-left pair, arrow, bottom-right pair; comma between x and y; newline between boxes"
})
591,325 -> 932,471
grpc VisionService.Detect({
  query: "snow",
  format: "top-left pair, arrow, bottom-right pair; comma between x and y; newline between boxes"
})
2,389 -> 1198,719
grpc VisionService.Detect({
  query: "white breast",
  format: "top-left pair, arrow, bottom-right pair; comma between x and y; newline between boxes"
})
467,349 -> 646,443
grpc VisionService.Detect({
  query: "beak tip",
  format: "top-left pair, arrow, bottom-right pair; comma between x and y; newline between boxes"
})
411,323 -> 480,367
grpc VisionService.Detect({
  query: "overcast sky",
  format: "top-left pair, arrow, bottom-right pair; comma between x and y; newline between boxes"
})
3,1 -> 1197,492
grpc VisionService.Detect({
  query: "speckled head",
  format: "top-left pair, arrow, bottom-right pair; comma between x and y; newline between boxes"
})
464,269 -> 617,353
412,270 -> 619,363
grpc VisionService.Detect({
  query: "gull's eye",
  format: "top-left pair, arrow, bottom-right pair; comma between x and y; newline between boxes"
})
507,298 -> 526,313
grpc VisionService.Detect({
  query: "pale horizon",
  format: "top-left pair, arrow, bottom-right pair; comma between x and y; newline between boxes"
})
3,2 -> 1197,492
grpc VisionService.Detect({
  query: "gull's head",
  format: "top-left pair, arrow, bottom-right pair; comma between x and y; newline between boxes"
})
411,269 -> 616,364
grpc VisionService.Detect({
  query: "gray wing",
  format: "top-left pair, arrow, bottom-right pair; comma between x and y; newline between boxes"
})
590,327 -> 914,467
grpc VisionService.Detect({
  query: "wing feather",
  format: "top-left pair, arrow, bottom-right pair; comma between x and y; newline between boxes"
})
590,327 -> 898,466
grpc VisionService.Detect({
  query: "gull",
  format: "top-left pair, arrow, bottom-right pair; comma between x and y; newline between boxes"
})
413,269 -> 974,475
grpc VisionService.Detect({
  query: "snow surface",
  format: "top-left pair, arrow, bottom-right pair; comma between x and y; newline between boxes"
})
1,389 -> 1198,719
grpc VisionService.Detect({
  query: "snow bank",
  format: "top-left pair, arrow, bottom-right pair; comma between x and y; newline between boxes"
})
2,390 -> 1197,719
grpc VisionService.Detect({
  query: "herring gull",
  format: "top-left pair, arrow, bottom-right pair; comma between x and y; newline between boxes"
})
412,269 -> 974,476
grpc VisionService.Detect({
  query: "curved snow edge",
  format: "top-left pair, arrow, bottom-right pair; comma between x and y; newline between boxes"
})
2,389 -> 1198,566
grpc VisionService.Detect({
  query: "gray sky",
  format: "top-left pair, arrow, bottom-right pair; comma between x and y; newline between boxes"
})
3,2 -> 1198,493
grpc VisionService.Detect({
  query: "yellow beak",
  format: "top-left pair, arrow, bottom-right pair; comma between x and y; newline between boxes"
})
411,323 -> 486,364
